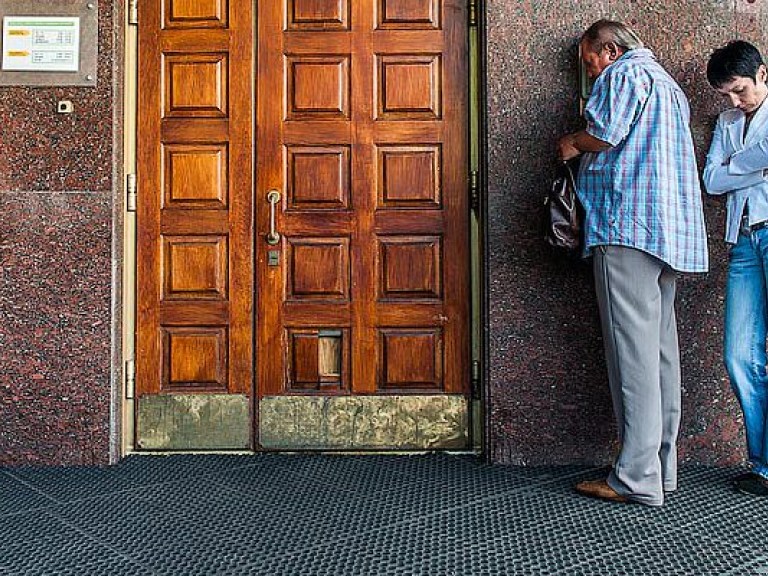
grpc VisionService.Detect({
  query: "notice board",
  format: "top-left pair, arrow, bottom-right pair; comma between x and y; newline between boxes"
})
0,0 -> 97,86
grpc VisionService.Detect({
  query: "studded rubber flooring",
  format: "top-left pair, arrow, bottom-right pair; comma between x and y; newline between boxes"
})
1,454 -> 767,575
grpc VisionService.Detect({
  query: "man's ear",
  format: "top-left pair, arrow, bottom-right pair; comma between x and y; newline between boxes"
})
604,41 -> 621,62
759,64 -> 768,83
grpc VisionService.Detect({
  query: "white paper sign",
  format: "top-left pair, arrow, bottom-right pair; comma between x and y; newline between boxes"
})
2,16 -> 80,72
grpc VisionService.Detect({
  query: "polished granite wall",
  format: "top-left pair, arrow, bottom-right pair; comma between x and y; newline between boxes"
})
486,0 -> 764,465
0,0 -> 762,466
0,0 -> 117,465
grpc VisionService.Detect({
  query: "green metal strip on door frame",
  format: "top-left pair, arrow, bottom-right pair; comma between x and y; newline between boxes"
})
474,0 -> 492,460
468,0 -> 485,453
120,0 -> 487,455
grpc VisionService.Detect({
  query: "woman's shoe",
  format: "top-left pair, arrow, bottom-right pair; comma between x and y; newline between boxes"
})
734,473 -> 768,496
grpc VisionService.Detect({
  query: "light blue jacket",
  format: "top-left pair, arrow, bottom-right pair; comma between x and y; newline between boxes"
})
703,103 -> 768,244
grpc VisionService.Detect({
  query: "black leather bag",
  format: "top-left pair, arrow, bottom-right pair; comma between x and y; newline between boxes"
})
542,160 -> 584,257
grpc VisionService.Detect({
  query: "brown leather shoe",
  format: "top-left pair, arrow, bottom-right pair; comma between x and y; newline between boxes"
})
575,479 -> 629,503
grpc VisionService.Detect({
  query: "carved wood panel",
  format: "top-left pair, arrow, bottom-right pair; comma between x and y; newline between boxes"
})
378,235 -> 441,300
376,54 -> 441,120
287,237 -> 350,300
162,327 -> 228,390
287,328 -> 349,391
377,145 -> 441,208
286,56 -> 350,119
287,0 -> 349,30
377,0 -> 440,29
165,0 -> 228,28
162,235 -> 228,300
163,144 -> 228,209
287,146 -> 350,210
164,53 -> 228,118
378,328 -> 443,391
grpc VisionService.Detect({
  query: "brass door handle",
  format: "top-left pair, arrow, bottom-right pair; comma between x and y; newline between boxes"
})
266,190 -> 281,245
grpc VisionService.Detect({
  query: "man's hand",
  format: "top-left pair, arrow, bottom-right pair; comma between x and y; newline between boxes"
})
558,130 -> 612,162
558,134 -> 581,162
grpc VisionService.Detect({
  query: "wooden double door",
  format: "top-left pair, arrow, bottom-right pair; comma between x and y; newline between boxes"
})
135,0 -> 470,449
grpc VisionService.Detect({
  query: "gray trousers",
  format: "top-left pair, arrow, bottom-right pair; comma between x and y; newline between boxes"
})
593,245 -> 681,507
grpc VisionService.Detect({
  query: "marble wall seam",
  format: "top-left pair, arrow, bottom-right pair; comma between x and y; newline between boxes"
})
0,190 -> 110,194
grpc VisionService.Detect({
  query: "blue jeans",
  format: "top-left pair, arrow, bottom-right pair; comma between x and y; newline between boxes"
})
725,228 -> 768,480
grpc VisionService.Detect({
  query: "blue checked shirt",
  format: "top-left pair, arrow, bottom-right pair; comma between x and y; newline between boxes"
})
577,48 -> 709,273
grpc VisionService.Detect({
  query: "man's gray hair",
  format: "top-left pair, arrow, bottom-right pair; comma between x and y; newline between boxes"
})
582,19 -> 644,52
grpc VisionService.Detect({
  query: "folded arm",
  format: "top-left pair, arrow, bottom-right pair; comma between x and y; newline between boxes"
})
703,118 -> 767,194
728,136 -> 768,175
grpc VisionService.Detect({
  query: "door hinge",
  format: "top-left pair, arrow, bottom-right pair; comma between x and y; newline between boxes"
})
125,359 -> 135,399
126,173 -> 137,212
128,0 -> 138,25
469,0 -> 478,27
471,360 -> 481,399
470,169 -> 479,212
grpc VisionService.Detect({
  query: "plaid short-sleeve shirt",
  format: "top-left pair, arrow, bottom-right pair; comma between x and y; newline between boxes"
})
577,48 -> 708,273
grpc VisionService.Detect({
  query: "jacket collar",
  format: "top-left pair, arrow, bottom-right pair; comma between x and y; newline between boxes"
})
725,98 -> 768,148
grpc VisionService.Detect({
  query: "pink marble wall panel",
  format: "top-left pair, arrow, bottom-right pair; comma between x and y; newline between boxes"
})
487,0 -> 759,466
0,194 -> 112,465
0,0 -> 116,465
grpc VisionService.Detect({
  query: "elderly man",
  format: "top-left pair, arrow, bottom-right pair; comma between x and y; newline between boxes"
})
704,40 -> 768,497
558,20 -> 708,506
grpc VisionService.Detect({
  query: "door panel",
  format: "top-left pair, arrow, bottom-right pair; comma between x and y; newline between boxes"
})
256,0 -> 468,400
135,0 -> 253,448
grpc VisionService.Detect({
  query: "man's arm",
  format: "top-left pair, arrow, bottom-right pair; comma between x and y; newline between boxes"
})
558,130 -> 612,161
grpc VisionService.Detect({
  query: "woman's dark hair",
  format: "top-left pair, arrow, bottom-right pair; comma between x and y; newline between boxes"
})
707,40 -> 765,88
